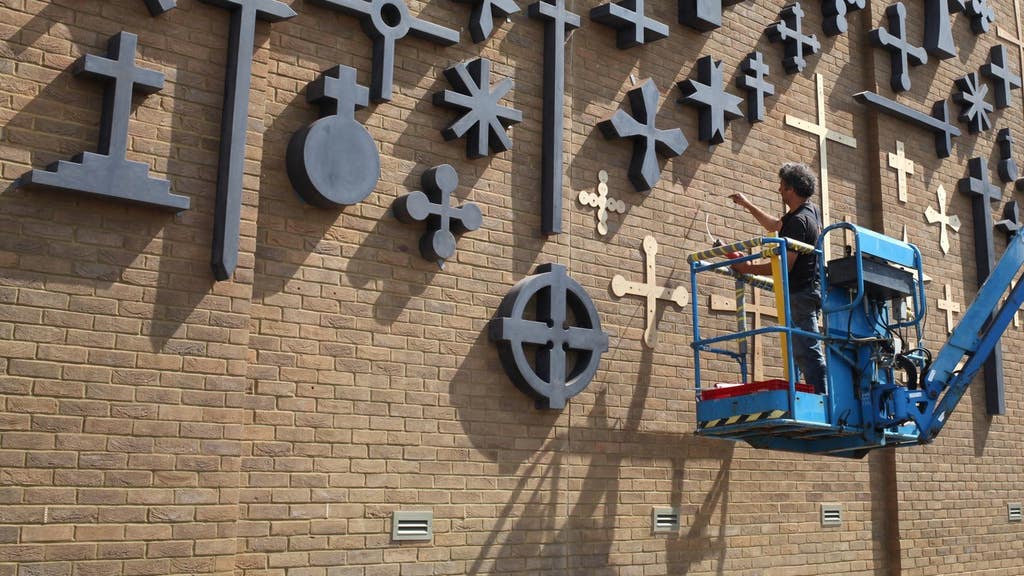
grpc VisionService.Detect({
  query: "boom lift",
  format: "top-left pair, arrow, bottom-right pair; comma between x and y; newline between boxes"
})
688,223 -> 1024,458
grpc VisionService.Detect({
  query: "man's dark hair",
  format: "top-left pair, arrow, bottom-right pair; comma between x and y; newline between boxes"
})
778,162 -> 817,198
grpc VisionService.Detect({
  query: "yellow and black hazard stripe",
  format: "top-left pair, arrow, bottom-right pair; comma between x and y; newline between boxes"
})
699,409 -> 788,429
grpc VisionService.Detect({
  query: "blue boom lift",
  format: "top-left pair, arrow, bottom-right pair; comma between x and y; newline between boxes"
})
688,222 -> 1024,458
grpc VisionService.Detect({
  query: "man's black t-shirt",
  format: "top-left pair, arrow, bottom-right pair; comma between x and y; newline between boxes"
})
779,202 -> 821,293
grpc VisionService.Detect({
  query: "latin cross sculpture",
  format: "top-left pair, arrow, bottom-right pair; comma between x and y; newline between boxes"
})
996,200 -> 1022,237
924,0 -> 965,59
453,0 -> 520,42
821,0 -> 865,36
736,51 -> 775,123
143,0 -> 176,14
853,92 -> 960,158
765,3 -> 820,74
998,128 -> 1019,183
678,56 -> 744,144
309,0 -> 460,102
490,263 -> 610,409
954,71 -> 994,133
529,0 -> 581,235
199,0 -> 296,281
590,0 -> 669,48
924,184 -> 961,254
599,78 -> 687,192
937,284 -> 961,334
888,140 -> 915,203
997,12 -> 1024,94
610,236 -> 690,348
870,3 -> 928,93
287,65 -> 380,208
434,58 -> 523,159
578,170 -> 626,235
393,164 -> 483,267
21,32 -> 189,213
981,45 -> 1022,109
678,0 -> 745,31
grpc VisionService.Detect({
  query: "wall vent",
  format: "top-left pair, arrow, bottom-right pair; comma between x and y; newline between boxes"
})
652,507 -> 680,533
821,503 -> 842,527
1009,503 -> 1022,523
392,511 -> 433,541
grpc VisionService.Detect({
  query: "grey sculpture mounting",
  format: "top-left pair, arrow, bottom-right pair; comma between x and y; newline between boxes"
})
143,0 -> 177,14
529,0 -> 581,236
853,92 -> 960,158
21,32 -> 189,213
309,0 -> 460,102
924,0 -> 965,59
287,65 -> 380,209
201,0 -> 296,281
434,58 -> 523,158
953,72 -> 993,133
453,0 -> 520,43
678,55 -> 744,144
965,0 -> 996,34
958,157 -> 1005,415
981,45 -> 1022,109
870,3 -> 927,93
678,0 -> 744,32
821,0 -> 865,36
736,51 -> 774,123
598,79 -> 687,192
393,164 -> 482,265
998,128 -> 1018,183
765,3 -> 820,74
591,0 -> 669,48
996,200 -> 1021,237
490,263 -> 610,410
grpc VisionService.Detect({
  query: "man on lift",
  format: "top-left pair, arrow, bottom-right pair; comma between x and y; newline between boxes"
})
728,163 -> 828,394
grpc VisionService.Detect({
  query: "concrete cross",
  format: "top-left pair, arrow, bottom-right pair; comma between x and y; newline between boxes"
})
937,283 -> 961,334
888,140 -> 915,203
736,51 -> 774,123
765,3 -> 820,74
709,289 -> 779,381
998,128 -> 1019,182
590,0 -> 669,48
924,184 -> 961,254
871,3 -> 928,92
435,58 -> 523,159
678,56 -> 744,144
393,164 -> 482,267
453,0 -> 520,43
982,45 -> 1022,109
611,236 -> 690,348
997,1 -> 1024,108
784,73 -> 857,259
678,0 -> 746,31
954,72 -> 993,133
925,0 -> 966,59
995,199 -> 1022,238
578,170 -> 626,235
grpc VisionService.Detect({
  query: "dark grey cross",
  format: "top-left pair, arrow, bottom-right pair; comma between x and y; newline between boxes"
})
529,0 -> 581,236
821,0 -> 865,36
924,0 -> 965,59
953,71 -> 993,133
434,58 -> 523,159
998,128 -> 1019,183
598,79 -> 687,192
996,200 -> 1022,237
142,0 -> 177,14
490,263 -> 610,410
393,164 -> 482,266
200,0 -> 296,281
965,0 -> 997,34
452,0 -> 520,43
678,55 -> 744,144
871,3 -> 928,93
22,32 -> 189,212
678,0 -> 745,32
765,3 -> 820,74
309,0 -> 460,102
590,0 -> 669,49
958,157 -> 1006,415
852,92 -> 961,158
981,45 -> 1022,109
736,51 -> 774,123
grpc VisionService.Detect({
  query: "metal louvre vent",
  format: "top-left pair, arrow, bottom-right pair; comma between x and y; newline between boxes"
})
392,511 -> 433,541
821,504 -> 842,527
652,508 -> 680,533
1009,503 -> 1022,523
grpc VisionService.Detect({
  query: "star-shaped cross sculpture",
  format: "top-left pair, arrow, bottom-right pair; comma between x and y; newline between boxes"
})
736,51 -> 775,123
434,58 -> 523,159
590,0 -> 669,49
598,79 -> 687,192
981,45 -> 1022,109
678,55 -> 744,144
953,71 -> 994,133
765,3 -> 820,74
453,0 -> 520,43
870,3 -> 928,92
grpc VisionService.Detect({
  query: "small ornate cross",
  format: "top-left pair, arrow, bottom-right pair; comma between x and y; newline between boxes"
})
765,3 -> 820,74
937,283 -> 961,334
888,140 -> 915,203
393,164 -> 483,267
924,184 -> 961,254
611,236 -> 690,348
870,3 -> 928,92
578,170 -> 626,235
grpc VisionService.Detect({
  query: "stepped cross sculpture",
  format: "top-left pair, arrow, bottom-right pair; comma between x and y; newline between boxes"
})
981,45 -> 1022,109
736,51 -> 775,123
954,72 -> 994,133
924,0 -> 965,59
821,0 -> 865,36
529,0 -> 581,235
453,0 -> 520,42
21,32 -> 189,212
888,140 -> 915,203
998,128 -> 1019,183
611,236 -> 690,348
143,0 -> 176,14
870,3 -> 928,93
765,3 -> 820,74
678,0 -> 745,31
590,0 -> 669,48
937,284 -> 961,334
678,56 -> 744,144
578,170 -> 626,235
599,79 -> 687,192
393,164 -> 482,267
434,58 -> 523,159
924,184 -> 961,254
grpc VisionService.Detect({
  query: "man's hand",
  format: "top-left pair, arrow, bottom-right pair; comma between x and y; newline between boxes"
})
731,260 -> 753,275
729,193 -> 750,209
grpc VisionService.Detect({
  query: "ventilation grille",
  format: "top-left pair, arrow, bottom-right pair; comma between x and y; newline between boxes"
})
1010,503 -> 1022,523
821,504 -> 842,527
652,508 -> 680,533
392,511 -> 433,541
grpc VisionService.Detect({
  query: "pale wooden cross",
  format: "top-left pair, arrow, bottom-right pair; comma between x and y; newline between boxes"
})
997,0 -> 1024,114
784,73 -> 858,260
611,236 -> 690,348
709,288 -> 779,381
888,140 -> 915,203
578,170 -> 626,235
924,184 -> 961,254
937,283 -> 961,334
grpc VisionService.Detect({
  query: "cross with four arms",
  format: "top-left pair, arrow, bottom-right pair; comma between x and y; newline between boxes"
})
997,1 -> 1024,99
736,51 -> 775,123
998,128 -> 1019,182
611,236 -> 690,348
434,58 -> 523,159
678,56 -> 744,144
590,0 -> 669,49
393,164 -> 483,267
924,184 -> 961,254
453,0 -> 520,43
888,140 -> 915,203
871,3 -> 928,93
678,0 -> 745,31
765,3 -> 820,74
981,45 -> 1022,109
996,199 -> 1022,237
599,79 -> 687,192
937,283 -> 961,334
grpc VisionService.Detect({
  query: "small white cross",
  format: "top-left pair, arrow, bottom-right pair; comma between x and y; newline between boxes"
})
937,283 -> 961,334
578,170 -> 625,235
888,140 -> 915,203
924,184 -> 961,254
611,236 -> 689,348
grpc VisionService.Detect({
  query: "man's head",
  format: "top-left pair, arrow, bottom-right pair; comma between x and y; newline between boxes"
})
778,162 -> 817,199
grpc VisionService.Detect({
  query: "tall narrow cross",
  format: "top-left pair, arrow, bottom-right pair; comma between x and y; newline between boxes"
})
870,3 -> 928,93
736,51 -> 775,123
981,45 -> 1022,109
678,55 -> 744,144
888,140 -> 915,203
611,236 -> 690,348
393,164 -> 483,267
924,0 -> 965,60
709,289 -> 779,381
765,3 -> 820,74
578,170 -> 626,235
924,184 -> 961,254
937,283 -> 961,334
784,73 -> 858,259
599,78 -> 687,191
997,0 -> 1024,110
678,0 -> 746,31
529,0 -> 581,236
590,0 -> 669,49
